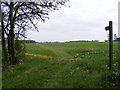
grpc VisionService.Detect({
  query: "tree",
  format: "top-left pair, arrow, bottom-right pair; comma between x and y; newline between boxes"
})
1,0 -> 69,65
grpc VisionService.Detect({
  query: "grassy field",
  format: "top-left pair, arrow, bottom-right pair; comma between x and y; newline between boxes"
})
0,44 -> 2,89
2,42 -> 119,88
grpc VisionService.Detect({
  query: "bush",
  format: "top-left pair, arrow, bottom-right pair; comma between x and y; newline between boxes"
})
15,40 -> 25,64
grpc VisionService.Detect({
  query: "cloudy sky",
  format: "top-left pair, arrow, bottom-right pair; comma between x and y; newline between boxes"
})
28,0 -> 120,42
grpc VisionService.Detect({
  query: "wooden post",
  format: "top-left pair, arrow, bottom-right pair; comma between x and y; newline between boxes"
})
109,21 -> 113,70
105,21 -> 113,70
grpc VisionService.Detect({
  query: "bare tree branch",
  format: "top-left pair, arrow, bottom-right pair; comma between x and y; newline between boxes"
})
2,0 -> 69,40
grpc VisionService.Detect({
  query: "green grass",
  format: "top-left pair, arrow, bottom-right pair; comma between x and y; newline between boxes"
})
2,42 -> 119,88
0,45 -> 2,89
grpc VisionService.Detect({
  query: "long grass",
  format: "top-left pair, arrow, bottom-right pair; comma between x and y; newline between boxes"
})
2,42 -> 119,88
0,45 -> 2,89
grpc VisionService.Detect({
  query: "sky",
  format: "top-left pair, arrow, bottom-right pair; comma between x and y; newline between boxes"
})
27,0 -> 120,42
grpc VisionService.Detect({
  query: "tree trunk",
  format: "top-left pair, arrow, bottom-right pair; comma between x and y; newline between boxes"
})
1,14 -> 8,63
8,33 -> 11,63
9,2 -> 16,65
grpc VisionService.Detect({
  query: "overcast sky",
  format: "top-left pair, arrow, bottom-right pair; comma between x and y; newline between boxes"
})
27,0 -> 120,42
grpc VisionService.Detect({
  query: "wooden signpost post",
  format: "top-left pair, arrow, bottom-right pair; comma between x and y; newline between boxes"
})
105,21 -> 113,70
